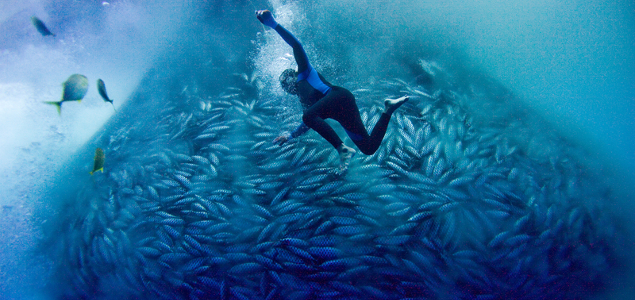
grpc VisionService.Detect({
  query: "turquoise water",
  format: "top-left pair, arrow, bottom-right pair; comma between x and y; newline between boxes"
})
1,0 -> 634,299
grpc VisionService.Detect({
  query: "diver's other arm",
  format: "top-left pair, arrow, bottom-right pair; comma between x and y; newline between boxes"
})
256,10 -> 309,73
273,123 -> 310,145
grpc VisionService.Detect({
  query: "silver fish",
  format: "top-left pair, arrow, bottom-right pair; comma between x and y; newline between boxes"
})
44,74 -> 88,114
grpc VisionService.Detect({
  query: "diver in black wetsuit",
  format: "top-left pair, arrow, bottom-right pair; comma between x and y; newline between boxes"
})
256,10 -> 409,172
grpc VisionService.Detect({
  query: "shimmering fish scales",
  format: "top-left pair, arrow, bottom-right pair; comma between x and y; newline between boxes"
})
31,16 -> 55,36
90,148 -> 105,175
39,47 -> 619,300
97,79 -> 116,111
45,74 -> 89,114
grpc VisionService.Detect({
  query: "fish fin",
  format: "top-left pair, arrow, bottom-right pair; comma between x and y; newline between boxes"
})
43,101 -> 62,115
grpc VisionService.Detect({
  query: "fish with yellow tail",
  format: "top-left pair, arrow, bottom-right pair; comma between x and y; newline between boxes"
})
97,79 -> 116,111
44,74 -> 89,114
90,148 -> 105,175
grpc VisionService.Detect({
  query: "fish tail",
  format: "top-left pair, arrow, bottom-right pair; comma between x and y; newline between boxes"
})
44,101 -> 62,115
110,102 -> 117,112
90,168 -> 104,175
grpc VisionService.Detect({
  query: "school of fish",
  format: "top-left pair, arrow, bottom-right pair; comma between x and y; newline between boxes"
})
37,58 -> 622,300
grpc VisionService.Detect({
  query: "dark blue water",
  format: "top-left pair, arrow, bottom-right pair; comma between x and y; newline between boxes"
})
1,0 -> 634,299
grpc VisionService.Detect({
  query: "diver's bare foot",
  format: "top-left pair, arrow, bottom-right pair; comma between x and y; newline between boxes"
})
385,96 -> 409,115
337,144 -> 356,173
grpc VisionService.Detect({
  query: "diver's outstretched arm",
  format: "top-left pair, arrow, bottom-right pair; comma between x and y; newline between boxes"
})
273,123 -> 310,145
256,10 -> 309,74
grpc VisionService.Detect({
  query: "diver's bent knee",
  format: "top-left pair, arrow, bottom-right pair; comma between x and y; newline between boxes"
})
355,143 -> 377,155
361,149 -> 375,155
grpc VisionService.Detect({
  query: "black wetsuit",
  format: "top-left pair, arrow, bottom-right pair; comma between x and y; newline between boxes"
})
275,24 -> 392,155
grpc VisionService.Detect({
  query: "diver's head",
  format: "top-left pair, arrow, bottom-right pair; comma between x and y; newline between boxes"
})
279,68 -> 298,95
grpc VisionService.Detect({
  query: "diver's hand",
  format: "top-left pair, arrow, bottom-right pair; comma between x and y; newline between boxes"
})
256,10 -> 278,28
273,132 -> 291,146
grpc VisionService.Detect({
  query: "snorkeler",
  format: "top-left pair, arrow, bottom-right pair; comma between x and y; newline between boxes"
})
256,10 -> 409,172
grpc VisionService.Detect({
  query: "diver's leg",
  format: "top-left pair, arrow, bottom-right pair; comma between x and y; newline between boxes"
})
302,100 -> 343,149
324,88 -> 379,155
334,93 -> 409,155
358,113 -> 391,155
303,89 -> 356,171
340,111 -> 388,155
